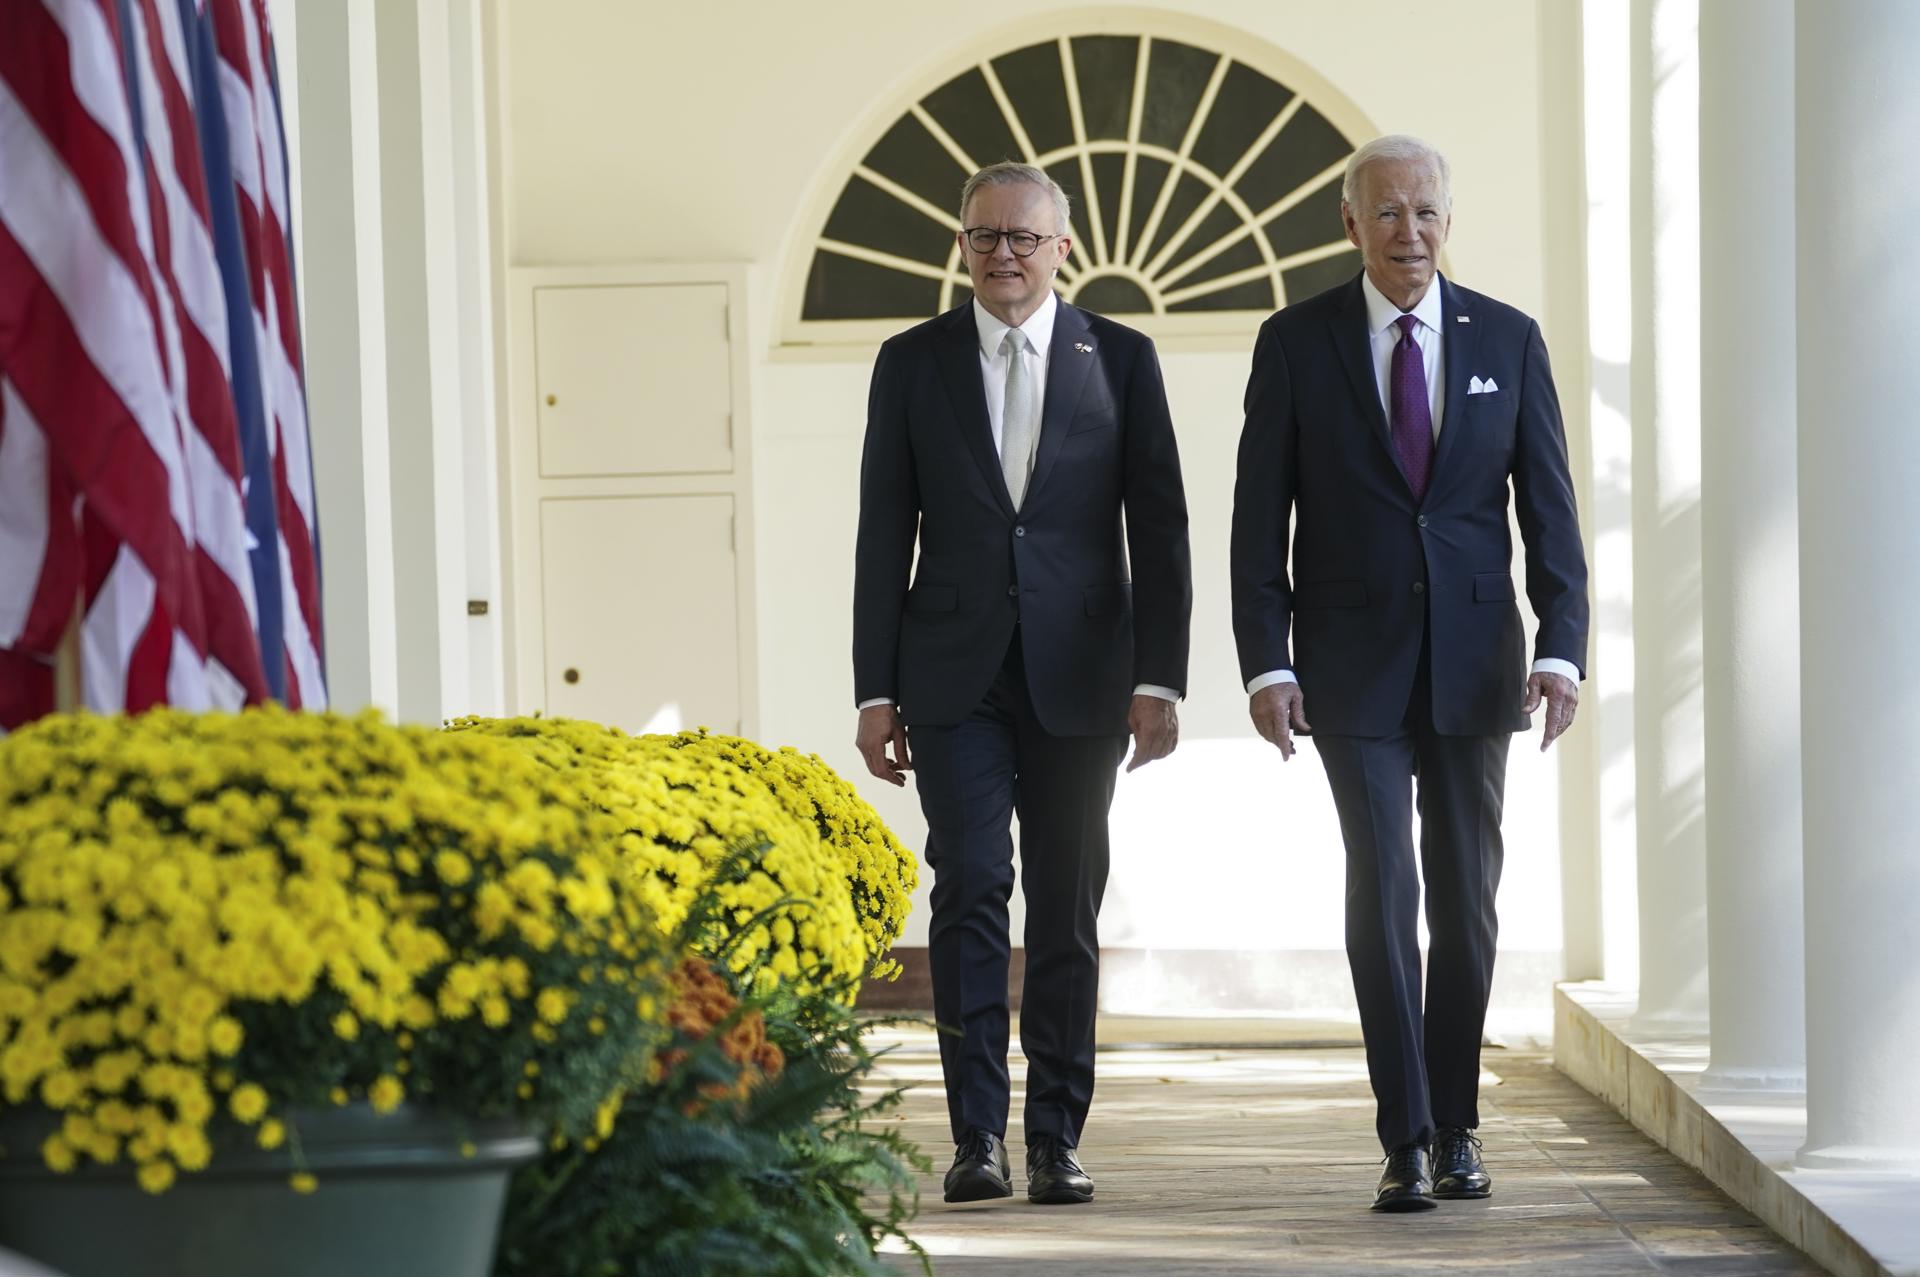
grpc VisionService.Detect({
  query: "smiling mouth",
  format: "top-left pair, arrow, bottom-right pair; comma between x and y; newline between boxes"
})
1391,255 -> 1427,265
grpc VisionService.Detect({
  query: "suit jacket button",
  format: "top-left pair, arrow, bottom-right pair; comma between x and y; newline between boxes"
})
1416,514 -> 1429,527
1412,581 -> 1426,594
1008,585 -> 1019,596
1014,526 -> 1026,538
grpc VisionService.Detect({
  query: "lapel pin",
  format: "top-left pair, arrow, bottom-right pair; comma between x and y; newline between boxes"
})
1456,315 -> 1470,323
1074,342 -> 1094,353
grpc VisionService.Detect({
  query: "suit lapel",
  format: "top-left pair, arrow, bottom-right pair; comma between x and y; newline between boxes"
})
1431,275 -> 1478,489
931,304 -> 1016,518
1327,275 -> 1406,484
1024,300 -> 1094,507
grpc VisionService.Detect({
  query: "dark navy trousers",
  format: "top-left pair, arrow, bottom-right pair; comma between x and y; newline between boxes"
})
1313,641 -> 1511,1152
909,638 -> 1127,1146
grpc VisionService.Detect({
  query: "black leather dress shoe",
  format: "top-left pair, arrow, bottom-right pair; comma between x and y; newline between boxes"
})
1372,1142 -> 1437,1212
1026,1135 -> 1094,1204
1432,1126 -> 1493,1199
943,1130 -> 1012,1203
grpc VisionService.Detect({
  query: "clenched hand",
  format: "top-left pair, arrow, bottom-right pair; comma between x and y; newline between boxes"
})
1250,683 -> 1310,760
1126,694 -> 1179,772
1523,672 -> 1578,751
855,704 -> 912,785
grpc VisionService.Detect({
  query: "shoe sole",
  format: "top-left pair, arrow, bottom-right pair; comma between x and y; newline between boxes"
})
1028,1186 -> 1095,1205
1371,1194 -> 1438,1212
944,1178 -> 1013,1204
1432,1187 -> 1493,1200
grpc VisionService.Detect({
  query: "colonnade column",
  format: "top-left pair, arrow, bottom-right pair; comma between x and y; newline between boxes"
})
1627,0 -> 1709,1030
1696,0 -> 1804,1093
1793,0 -> 1920,1171
282,0 -> 502,721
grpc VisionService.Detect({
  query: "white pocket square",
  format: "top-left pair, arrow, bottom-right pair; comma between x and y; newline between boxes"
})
1468,376 -> 1499,395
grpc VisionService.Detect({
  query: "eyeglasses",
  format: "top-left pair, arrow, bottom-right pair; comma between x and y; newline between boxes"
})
961,227 -> 1059,257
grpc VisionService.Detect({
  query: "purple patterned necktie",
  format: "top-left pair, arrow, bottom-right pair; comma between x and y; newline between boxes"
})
1391,313 -> 1434,502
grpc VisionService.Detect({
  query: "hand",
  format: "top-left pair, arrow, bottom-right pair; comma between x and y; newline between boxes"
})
855,704 -> 912,786
1125,695 -> 1179,773
1250,683 -> 1310,760
1523,672 -> 1578,751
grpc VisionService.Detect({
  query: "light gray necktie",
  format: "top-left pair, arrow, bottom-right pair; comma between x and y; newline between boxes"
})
999,328 -> 1040,508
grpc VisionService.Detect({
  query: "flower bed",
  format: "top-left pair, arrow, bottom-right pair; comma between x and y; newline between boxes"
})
0,709 -> 924,1277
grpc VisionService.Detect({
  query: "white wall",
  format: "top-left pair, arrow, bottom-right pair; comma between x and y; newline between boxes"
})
493,0 -> 1588,1010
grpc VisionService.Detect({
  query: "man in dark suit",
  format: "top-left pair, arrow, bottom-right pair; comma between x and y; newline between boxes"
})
853,162 -> 1192,1206
1230,136 -> 1589,1212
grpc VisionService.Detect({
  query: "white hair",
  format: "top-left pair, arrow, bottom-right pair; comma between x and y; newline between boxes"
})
958,162 -> 1072,234
1341,135 -> 1453,209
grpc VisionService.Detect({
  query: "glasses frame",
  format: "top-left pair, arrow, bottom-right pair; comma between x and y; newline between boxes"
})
959,226 -> 1061,258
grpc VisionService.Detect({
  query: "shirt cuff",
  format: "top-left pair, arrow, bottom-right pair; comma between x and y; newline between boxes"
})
1530,658 -> 1581,684
1246,669 -> 1297,695
856,697 -> 894,711
1132,684 -> 1180,702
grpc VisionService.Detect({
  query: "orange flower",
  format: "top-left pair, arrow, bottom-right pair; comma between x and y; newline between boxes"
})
655,958 -> 783,1113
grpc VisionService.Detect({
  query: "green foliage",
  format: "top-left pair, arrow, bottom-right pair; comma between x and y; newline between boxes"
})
494,852 -> 928,1277
493,983 -> 929,1277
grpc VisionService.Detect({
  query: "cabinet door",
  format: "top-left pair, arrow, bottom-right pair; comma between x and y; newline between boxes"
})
539,494 -> 739,734
534,283 -> 733,477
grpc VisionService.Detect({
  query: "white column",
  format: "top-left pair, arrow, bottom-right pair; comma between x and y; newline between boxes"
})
284,0 -> 501,722
375,0 -> 470,724
1627,0 -> 1708,1030
1794,0 -> 1920,1172
1696,0 -> 1803,1093
288,0 -> 400,715
1580,0 -> 1640,991
447,0 -> 506,719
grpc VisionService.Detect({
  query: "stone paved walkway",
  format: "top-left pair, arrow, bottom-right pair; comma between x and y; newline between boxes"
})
870,1024 -> 1825,1276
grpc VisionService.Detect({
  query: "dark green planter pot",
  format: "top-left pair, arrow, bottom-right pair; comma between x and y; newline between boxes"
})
0,1105 -> 540,1277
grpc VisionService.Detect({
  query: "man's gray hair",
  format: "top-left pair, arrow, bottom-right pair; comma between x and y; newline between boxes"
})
1341,135 -> 1452,209
958,162 -> 1072,234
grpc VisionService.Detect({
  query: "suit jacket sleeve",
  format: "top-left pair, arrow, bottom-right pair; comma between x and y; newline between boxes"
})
1121,336 -> 1193,695
1230,319 -> 1297,688
851,341 -> 918,705
1512,320 -> 1590,676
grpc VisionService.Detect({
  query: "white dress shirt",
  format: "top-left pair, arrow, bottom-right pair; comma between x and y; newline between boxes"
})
1246,274 -> 1581,697
974,292 -> 1056,456
859,293 -> 1177,711
1362,270 -> 1445,440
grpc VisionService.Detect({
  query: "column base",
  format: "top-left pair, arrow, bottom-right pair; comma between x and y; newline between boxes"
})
1696,1065 -> 1805,1097
1557,982 -> 1920,1276
1795,1144 -> 1920,1175
1625,1013 -> 1710,1040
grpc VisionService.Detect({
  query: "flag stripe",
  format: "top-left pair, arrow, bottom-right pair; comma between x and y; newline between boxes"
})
212,0 -> 322,707
0,0 -> 320,720
0,14 -> 202,639
0,380 -> 79,656
129,0 -> 266,700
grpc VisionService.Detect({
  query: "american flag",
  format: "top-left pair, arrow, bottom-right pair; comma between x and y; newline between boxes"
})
0,0 -> 323,731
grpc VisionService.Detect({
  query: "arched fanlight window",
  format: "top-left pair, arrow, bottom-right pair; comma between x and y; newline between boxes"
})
794,31 -> 1365,341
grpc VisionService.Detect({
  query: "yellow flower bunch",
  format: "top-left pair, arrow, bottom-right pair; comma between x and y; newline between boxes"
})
662,731 -> 917,979
445,718 -> 905,997
0,708 -> 669,1190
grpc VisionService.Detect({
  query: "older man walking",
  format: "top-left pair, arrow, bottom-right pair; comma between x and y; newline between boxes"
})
853,162 -> 1192,1205
1231,135 -> 1589,1211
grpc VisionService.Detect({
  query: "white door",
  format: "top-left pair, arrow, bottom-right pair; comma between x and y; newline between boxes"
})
539,494 -> 740,734
533,283 -> 733,477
